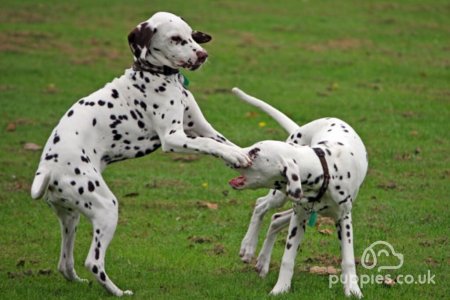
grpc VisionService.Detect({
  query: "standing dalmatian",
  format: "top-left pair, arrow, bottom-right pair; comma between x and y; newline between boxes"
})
229,88 -> 367,298
31,12 -> 250,296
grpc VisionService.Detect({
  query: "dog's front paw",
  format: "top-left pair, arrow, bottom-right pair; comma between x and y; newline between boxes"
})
239,240 -> 256,263
76,277 -> 89,284
113,289 -> 133,297
344,284 -> 363,298
342,273 -> 363,298
255,254 -> 270,278
269,282 -> 290,295
222,148 -> 251,168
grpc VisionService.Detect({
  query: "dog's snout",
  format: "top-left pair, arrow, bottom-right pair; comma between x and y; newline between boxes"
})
196,51 -> 208,63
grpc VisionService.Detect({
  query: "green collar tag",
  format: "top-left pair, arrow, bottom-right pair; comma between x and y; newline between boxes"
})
181,74 -> 190,89
308,211 -> 318,227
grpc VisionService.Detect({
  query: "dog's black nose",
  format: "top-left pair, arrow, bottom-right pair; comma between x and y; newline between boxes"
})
196,51 -> 208,63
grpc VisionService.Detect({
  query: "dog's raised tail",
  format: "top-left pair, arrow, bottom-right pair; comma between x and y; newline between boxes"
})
31,168 -> 51,200
232,87 -> 299,134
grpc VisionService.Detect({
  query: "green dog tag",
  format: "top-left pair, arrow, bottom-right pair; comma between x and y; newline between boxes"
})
308,211 -> 318,227
182,74 -> 190,89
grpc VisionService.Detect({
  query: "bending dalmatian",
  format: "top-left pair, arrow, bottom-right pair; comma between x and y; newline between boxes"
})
229,88 -> 367,298
30,12 -> 250,296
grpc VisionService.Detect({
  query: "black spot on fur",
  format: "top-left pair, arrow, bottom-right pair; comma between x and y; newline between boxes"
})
289,227 -> 298,239
88,181 -> 95,192
248,147 -> 261,159
92,265 -> 98,274
111,89 -> 119,99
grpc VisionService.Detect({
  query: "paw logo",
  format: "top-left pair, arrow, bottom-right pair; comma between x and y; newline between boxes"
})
361,241 -> 404,272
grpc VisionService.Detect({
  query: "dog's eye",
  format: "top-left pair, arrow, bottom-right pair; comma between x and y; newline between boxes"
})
171,36 -> 183,43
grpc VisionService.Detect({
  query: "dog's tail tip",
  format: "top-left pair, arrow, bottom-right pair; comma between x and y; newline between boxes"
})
231,87 -> 243,96
31,169 -> 51,200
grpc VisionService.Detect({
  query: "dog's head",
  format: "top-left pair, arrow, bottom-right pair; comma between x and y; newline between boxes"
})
228,141 -> 304,201
128,12 -> 212,71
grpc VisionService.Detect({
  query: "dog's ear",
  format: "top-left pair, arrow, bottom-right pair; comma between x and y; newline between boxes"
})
128,22 -> 154,59
192,31 -> 212,44
282,159 -> 303,201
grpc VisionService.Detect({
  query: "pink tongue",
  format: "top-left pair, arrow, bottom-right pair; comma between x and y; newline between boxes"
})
229,176 -> 245,188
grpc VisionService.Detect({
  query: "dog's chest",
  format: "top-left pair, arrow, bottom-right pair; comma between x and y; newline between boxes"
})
42,70 -> 190,168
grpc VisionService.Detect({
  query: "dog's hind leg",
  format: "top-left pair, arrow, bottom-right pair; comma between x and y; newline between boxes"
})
53,205 -> 87,283
83,186 -> 133,296
240,190 -> 286,263
337,213 -> 363,298
270,204 -> 308,295
256,209 -> 292,277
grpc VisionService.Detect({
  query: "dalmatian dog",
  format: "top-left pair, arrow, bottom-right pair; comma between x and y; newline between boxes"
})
229,88 -> 367,297
30,12 -> 250,296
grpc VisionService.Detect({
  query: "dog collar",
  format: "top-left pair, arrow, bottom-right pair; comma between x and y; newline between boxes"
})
307,148 -> 330,227
132,60 -> 179,76
311,147 -> 331,202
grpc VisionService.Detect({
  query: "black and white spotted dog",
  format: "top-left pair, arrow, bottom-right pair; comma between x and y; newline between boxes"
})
229,88 -> 367,297
30,12 -> 250,296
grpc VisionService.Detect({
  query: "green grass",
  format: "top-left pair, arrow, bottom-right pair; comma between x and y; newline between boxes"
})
0,0 -> 449,299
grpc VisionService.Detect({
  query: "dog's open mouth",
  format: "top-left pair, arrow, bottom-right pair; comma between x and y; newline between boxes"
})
229,175 -> 246,189
179,59 -> 205,71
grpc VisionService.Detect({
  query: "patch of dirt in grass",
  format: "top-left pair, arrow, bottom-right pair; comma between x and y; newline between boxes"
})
209,243 -> 226,255
196,201 -> 218,210
228,30 -> 279,50
301,38 -> 373,52
304,253 -> 341,266
424,257 -> 439,266
419,237 -> 448,247
188,235 -> 213,244
5,178 -> 30,193
0,9 -> 50,24
169,154 -> 201,163
309,265 -> 340,276
0,31 -> 65,54
141,201 -> 177,210
394,148 -> 422,161
0,30 -> 128,67
145,179 -> 189,189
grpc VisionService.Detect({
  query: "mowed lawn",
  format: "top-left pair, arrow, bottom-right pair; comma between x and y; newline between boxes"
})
0,0 -> 448,299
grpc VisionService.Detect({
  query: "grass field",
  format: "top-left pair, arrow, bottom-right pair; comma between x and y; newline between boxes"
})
0,0 -> 449,299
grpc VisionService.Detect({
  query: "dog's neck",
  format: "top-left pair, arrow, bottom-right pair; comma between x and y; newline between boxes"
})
290,146 -> 324,178
132,59 -> 179,76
